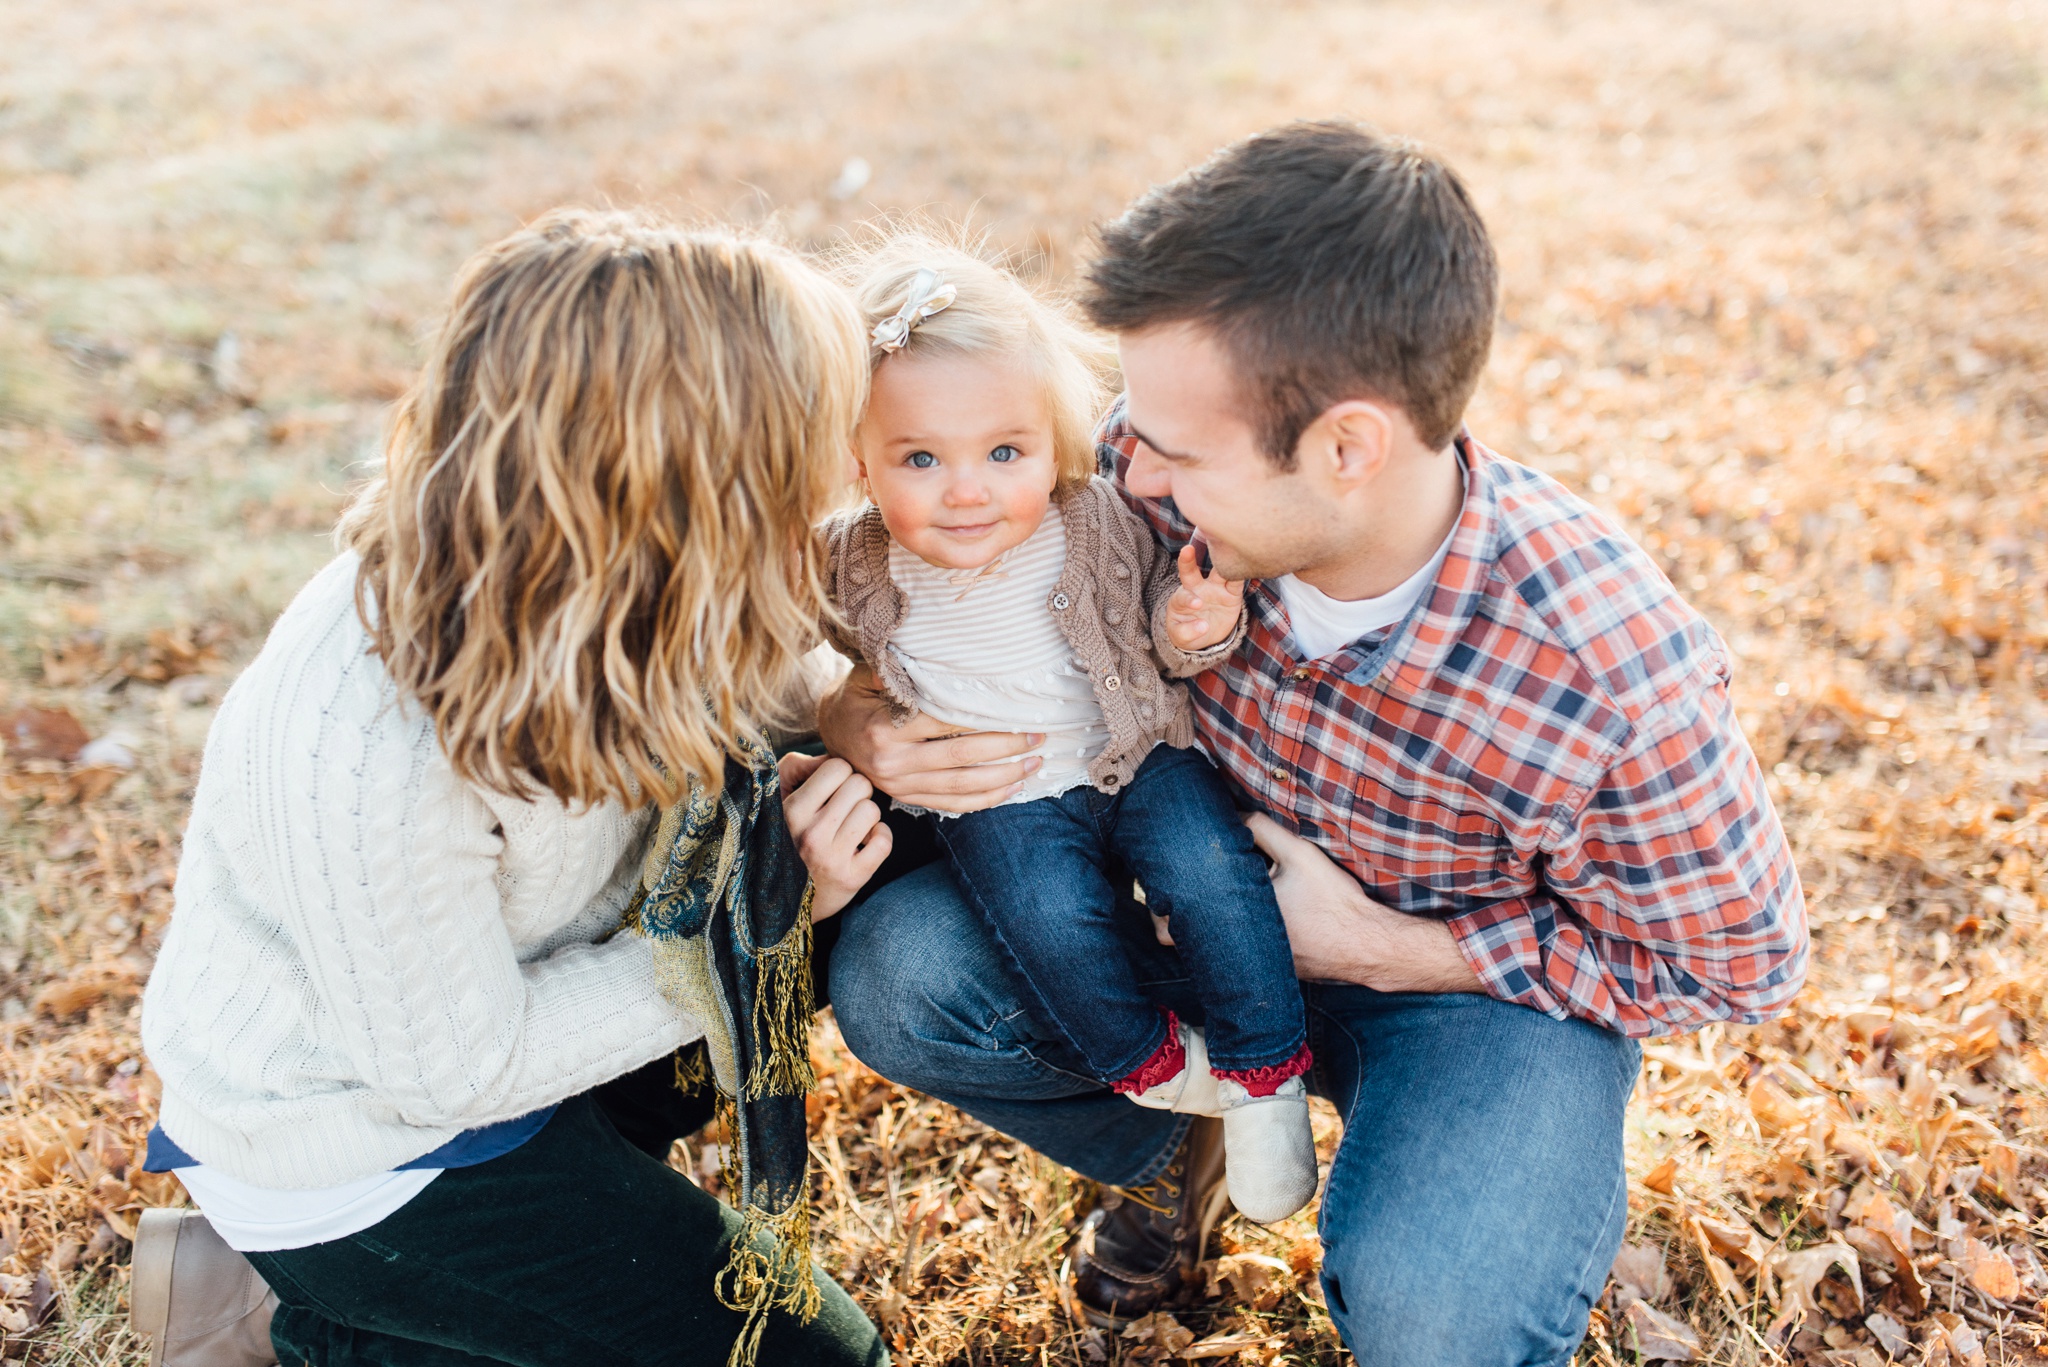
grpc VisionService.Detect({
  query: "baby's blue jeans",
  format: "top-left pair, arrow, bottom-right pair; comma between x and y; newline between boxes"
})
930,743 -> 1306,1083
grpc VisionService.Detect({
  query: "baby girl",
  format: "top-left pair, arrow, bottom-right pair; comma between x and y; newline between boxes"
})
821,240 -> 1317,1223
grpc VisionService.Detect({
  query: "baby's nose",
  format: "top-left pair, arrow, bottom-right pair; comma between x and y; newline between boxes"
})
943,475 -> 990,504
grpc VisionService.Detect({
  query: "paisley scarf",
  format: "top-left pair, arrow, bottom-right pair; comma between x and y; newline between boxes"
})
625,743 -> 818,1367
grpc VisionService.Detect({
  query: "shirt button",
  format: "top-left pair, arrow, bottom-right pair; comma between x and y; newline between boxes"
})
1270,766 -> 1288,783
1290,668 -> 1311,682
1104,675 -> 1122,691
1051,592 -> 1071,610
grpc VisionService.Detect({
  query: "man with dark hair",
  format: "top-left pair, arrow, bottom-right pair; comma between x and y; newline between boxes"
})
822,122 -> 1806,1365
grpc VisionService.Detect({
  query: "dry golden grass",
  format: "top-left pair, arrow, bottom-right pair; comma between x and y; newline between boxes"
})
3,0 -> 2046,1362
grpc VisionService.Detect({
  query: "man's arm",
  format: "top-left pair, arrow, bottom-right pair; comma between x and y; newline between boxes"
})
1245,813 -> 1483,993
1253,680 -> 1806,1038
815,663 -> 1044,812
1443,680 -> 1808,1037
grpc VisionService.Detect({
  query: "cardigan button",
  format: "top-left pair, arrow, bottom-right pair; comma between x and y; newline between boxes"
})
1104,607 -> 1124,626
1051,592 -> 1071,610
1104,675 -> 1122,691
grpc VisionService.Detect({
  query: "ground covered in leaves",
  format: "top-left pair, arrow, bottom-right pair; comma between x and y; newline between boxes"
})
3,0 -> 2046,1362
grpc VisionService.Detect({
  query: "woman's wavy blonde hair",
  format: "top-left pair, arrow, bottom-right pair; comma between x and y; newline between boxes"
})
342,209 -> 867,807
835,229 -> 1110,493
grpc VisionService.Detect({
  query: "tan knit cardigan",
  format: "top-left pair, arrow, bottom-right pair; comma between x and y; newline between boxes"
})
821,476 -> 1245,795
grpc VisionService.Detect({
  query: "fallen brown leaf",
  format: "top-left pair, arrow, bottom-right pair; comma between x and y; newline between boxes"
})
1848,1196 -> 1931,1314
1179,1331 -> 1283,1360
1864,1310 -> 1912,1359
1121,1312 -> 1196,1355
32,961 -> 142,1018
1961,1238 -> 2020,1301
1748,1076 -> 1808,1135
0,707 -> 90,762
1933,1312 -> 1989,1367
1691,1214 -> 1768,1275
1623,1299 -> 1701,1362
1767,1239 -> 1863,1340
1611,1241 -> 1674,1303
1206,1253 -> 1294,1312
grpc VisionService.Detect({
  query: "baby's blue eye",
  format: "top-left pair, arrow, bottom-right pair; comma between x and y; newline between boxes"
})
989,444 -> 1021,463
905,451 -> 937,469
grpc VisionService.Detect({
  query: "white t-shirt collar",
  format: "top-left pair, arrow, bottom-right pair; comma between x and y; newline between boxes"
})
1268,459 -> 1465,663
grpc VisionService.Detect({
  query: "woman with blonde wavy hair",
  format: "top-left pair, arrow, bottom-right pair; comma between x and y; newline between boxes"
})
133,210 -> 891,1367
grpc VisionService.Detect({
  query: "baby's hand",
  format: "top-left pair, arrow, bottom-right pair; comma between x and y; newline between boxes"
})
1164,544 -> 1245,652
779,754 -> 892,923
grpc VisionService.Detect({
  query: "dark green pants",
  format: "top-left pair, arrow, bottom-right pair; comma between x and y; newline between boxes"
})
246,1053 -> 887,1367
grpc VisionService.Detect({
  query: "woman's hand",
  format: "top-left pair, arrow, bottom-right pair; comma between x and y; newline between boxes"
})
779,754 -> 893,923
1165,545 -> 1245,652
815,665 -> 1043,813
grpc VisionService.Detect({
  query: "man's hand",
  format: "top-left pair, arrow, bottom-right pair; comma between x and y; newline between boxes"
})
816,664 -> 1043,813
779,754 -> 892,923
1245,812 -> 1485,994
1164,545 -> 1245,652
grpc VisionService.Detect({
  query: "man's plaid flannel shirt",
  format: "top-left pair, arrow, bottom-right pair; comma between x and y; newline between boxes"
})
1101,409 -> 1808,1039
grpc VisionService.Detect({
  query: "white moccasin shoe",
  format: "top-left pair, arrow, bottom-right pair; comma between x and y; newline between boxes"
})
1216,1075 -> 1318,1224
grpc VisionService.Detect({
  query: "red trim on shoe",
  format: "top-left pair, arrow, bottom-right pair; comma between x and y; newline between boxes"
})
1110,1013 -> 1185,1095
1215,1043 -> 1312,1097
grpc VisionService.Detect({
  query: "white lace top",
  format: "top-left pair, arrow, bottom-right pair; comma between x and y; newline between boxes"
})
886,506 -> 1109,807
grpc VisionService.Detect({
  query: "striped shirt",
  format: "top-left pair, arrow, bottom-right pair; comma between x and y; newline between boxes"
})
1099,402 -> 1807,1038
887,505 -> 1112,806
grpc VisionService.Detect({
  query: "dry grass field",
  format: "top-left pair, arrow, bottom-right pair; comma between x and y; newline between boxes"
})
4,0 -> 2047,1362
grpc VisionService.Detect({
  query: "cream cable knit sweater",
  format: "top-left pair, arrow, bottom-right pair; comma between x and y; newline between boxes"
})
142,553 -> 701,1190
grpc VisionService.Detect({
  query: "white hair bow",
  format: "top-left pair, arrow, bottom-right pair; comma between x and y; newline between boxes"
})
870,268 -> 957,353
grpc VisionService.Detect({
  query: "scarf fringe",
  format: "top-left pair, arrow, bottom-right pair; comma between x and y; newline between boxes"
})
743,890 -> 818,1103
717,890 -> 822,1367
674,1044 -> 714,1097
707,1055 -> 820,1367
718,1187 -> 821,1367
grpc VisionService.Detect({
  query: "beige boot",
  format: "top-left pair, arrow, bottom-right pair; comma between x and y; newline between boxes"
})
131,1209 -> 279,1367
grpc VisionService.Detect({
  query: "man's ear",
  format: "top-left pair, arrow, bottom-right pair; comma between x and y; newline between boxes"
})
1307,400 -> 1396,488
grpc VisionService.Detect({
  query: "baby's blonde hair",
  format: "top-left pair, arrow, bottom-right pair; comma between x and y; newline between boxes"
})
838,231 -> 1109,493
342,209 -> 868,807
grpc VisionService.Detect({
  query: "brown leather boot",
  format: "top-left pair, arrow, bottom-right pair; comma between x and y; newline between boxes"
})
1067,1117 -> 1229,1328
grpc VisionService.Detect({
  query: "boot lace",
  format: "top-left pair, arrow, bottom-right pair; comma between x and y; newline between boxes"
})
1113,1157 -> 1184,1219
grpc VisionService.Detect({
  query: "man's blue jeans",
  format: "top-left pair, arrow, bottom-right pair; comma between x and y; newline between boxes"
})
830,862 -> 1641,1367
